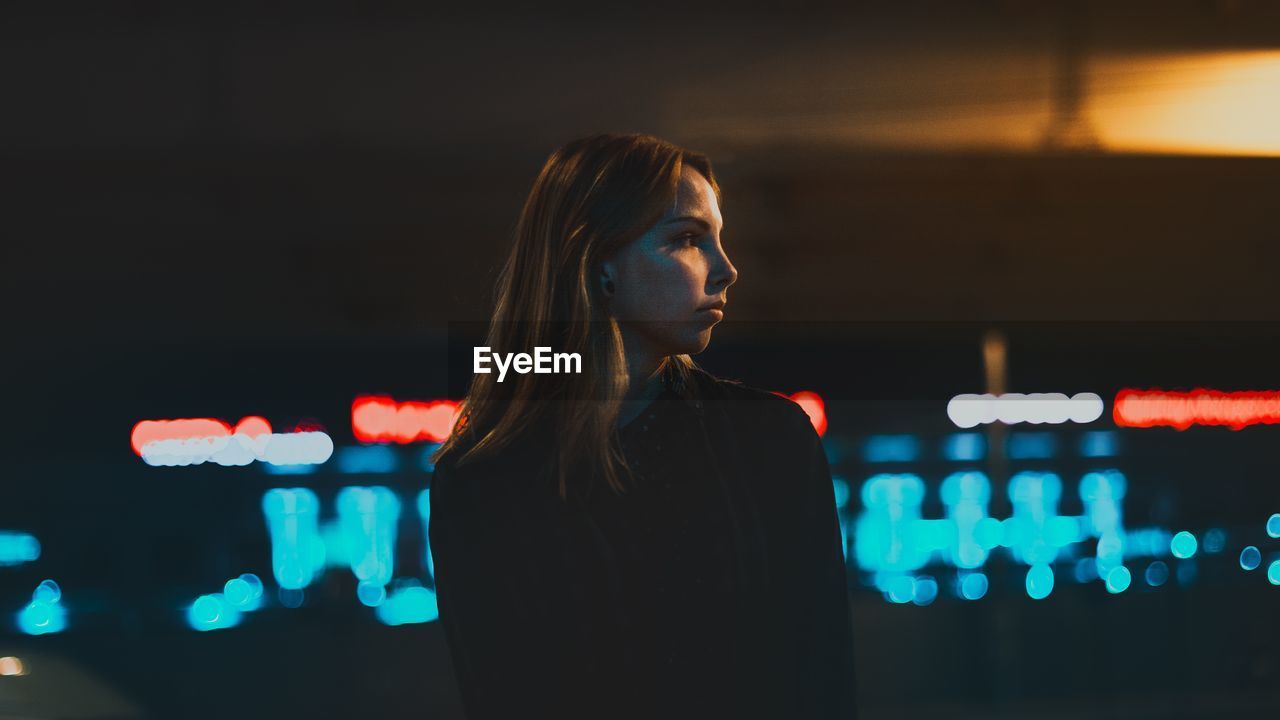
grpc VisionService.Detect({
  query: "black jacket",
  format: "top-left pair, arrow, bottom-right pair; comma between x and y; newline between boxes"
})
428,366 -> 858,719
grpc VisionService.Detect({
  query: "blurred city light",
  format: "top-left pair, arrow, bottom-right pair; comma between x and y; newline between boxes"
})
785,391 -> 828,437
1202,528 -> 1227,554
1145,561 -> 1169,587
831,477 -> 851,510
0,656 -> 25,676
862,434 -> 920,463
1092,50 -> 1280,157
187,593 -> 242,631
1239,546 -> 1262,571
1079,431 -> 1118,458
139,428 -> 333,468
223,574 -> 264,611
1105,566 -> 1132,594
942,433 -> 986,461
1006,432 -> 1057,460
1114,388 -> 1280,430
0,532 -> 40,566
1170,531 -> 1198,559
419,442 -> 445,472
959,572 -> 988,600
335,445 -> 400,474
337,486 -> 401,589
262,488 -> 323,590
131,417 -> 232,455
351,396 -> 460,444
912,576 -> 939,606
417,489 -> 436,579
18,580 -> 66,635
947,393 -> 1104,428
1026,563 -> 1055,600
375,581 -> 439,626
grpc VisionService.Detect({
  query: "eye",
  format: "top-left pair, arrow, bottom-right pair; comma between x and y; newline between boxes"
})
671,232 -> 699,248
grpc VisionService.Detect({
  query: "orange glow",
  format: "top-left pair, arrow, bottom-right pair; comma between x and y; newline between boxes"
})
1092,51 -> 1280,157
352,396 -> 461,444
674,49 -> 1280,157
1113,388 -> 1280,430
778,390 -> 828,437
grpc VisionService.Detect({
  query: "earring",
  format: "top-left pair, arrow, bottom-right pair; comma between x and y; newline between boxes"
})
604,279 -> 615,295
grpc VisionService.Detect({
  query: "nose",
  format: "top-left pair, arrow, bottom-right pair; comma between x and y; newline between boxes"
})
709,242 -> 738,292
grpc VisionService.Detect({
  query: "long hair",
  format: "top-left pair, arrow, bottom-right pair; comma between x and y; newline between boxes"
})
430,133 -> 722,499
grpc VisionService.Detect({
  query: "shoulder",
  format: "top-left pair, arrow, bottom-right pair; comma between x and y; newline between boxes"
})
687,366 -> 820,442
430,432 -> 550,511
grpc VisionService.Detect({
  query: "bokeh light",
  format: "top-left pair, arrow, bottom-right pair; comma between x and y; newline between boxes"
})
947,392 -> 1103,428
1170,531 -> 1198,559
1105,566 -> 1132,594
1145,561 -> 1169,587
1239,546 -> 1262,571
1026,563 -> 1055,600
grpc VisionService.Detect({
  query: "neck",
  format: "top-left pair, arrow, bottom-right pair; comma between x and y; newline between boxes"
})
616,327 -> 667,427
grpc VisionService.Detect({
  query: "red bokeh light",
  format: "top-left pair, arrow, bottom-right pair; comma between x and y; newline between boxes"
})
234,416 -> 273,438
773,390 -> 827,437
130,416 -> 276,456
1113,388 -> 1280,430
130,418 -> 231,456
352,396 -> 461,444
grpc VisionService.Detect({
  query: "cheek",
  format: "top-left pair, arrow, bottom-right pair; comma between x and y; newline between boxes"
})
618,254 -> 701,317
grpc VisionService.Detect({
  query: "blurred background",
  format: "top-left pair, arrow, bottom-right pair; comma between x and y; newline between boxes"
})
2,1 -> 1279,718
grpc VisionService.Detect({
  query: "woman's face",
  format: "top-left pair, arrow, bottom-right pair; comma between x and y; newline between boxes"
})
602,165 -> 738,357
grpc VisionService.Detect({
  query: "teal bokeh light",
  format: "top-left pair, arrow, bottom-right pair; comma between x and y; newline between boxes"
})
337,486 -> 402,588
912,576 -> 939,606
357,581 -> 387,607
943,433 -> 985,462
831,477 -> 851,510
1202,528 -> 1227,554
1240,546 -> 1262,571
862,435 -> 920,463
885,575 -> 916,604
224,574 -> 264,611
262,488 -> 323,590
1170,531 -> 1197,559
960,572 -> 989,600
376,582 -> 440,626
1105,566 -> 1132,593
0,532 -> 40,566
1145,561 -> 1169,587
187,593 -> 242,631
18,580 -> 66,636
33,580 -> 61,604
1026,563 -> 1054,600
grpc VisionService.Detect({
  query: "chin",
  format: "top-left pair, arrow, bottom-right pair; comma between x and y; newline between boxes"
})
633,320 -> 715,357
668,327 -> 714,355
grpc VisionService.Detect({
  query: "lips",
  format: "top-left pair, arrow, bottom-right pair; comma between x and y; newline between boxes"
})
696,302 -> 725,323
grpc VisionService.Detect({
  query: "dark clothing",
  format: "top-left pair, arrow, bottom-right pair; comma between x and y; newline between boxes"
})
428,367 -> 858,719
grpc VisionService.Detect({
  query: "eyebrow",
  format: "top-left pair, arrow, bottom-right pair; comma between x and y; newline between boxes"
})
663,215 -> 723,233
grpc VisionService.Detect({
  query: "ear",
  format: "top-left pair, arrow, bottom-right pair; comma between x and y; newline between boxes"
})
599,259 -> 617,295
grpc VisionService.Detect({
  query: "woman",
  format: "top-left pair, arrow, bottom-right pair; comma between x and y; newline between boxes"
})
429,134 -> 857,719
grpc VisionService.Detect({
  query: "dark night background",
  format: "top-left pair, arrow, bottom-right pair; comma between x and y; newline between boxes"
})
2,1 -> 1279,718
